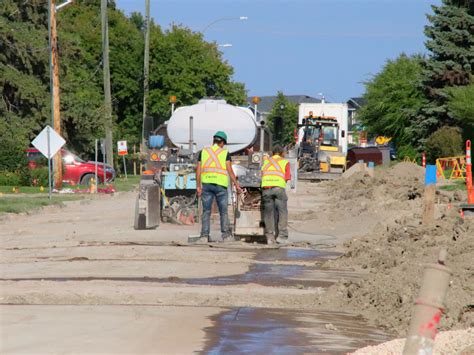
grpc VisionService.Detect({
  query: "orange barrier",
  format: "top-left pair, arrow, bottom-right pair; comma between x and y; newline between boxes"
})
435,156 -> 466,181
404,156 -> 418,164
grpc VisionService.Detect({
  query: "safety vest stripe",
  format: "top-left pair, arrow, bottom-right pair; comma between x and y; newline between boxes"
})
201,167 -> 228,175
262,171 -> 285,178
203,148 -> 224,169
263,158 -> 283,173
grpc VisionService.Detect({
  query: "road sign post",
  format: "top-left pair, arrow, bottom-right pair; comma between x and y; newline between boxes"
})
118,140 -> 128,179
31,126 -> 65,199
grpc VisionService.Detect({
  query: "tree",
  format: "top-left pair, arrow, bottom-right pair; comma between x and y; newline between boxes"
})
425,126 -> 464,162
445,83 -> 474,139
417,0 -> 474,140
147,25 -> 246,131
1,0 -> 246,168
266,92 -> 299,146
357,54 -> 427,150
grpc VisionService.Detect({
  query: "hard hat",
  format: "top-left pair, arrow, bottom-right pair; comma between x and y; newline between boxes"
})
213,131 -> 228,143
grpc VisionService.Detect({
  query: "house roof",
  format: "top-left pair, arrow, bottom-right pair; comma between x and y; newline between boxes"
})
247,95 -> 321,114
347,97 -> 367,108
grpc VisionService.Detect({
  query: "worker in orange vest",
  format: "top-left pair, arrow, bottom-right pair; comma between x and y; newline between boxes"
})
261,145 -> 291,244
196,131 -> 241,242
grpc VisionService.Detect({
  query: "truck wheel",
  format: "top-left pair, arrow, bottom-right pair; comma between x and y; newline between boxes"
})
134,196 -> 146,230
80,174 -> 95,186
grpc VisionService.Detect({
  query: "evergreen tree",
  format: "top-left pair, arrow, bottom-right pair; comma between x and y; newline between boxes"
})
266,92 -> 299,146
416,0 -> 474,141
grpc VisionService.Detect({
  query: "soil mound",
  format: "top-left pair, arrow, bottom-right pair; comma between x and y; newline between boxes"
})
316,162 -> 473,335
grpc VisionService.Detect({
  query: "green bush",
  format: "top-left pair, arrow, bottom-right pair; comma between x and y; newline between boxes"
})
29,167 -> 49,186
425,126 -> 464,163
397,144 -> 419,161
0,171 -> 22,186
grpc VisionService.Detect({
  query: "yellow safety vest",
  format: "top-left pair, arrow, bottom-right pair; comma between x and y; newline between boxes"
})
201,144 -> 229,188
261,155 -> 288,188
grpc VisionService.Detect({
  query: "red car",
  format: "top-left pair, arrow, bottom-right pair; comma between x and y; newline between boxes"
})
26,148 -> 116,185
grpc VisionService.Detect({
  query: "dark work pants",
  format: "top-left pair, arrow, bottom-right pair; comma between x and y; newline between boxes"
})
262,187 -> 288,241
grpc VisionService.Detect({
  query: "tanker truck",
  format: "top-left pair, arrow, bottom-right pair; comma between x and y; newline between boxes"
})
134,98 -> 272,241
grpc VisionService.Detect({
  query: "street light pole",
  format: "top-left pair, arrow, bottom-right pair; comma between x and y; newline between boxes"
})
101,0 -> 114,169
141,0 -> 150,149
201,16 -> 248,33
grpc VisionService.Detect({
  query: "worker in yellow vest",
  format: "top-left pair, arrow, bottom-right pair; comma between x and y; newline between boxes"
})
261,145 -> 291,245
196,131 -> 241,242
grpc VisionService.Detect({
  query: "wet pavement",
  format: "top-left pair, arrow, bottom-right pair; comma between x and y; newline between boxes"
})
1,248 -> 363,288
203,307 -> 391,354
1,246 -> 389,353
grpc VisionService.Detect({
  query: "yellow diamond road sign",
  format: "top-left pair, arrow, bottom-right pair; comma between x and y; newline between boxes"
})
31,125 -> 65,159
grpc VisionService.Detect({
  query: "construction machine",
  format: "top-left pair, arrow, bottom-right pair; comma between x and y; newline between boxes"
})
292,101 -> 348,181
295,114 -> 347,180
134,98 -> 275,241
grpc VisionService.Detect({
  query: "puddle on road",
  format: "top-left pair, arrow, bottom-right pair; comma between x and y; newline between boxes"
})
254,247 -> 341,262
202,307 -> 391,354
2,248 -> 357,289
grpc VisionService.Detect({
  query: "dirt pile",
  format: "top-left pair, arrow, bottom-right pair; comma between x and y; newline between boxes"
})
351,328 -> 474,355
316,162 -> 473,335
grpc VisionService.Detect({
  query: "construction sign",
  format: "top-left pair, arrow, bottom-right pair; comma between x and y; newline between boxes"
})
117,140 -> 128,156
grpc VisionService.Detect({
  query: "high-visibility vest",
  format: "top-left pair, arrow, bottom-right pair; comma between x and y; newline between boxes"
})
261,155 -> 288,188
201,144 -> 229,187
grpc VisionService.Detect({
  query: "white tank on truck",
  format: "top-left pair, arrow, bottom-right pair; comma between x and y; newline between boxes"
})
167,99 -> 259,154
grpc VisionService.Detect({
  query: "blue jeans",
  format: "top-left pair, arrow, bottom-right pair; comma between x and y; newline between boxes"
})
200,183 -> 231,238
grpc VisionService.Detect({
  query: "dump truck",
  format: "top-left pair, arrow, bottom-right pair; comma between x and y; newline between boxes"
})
293,101 -> 348,180
134,98 -> 273,241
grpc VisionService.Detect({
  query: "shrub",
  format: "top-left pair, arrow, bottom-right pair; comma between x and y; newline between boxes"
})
0,171 -> 22,186
425,126 -> 463,163
29,167 -> 49,186
397,144 -> 418,162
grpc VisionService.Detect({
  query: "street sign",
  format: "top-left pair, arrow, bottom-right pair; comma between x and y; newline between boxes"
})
117,140 -> 128,156
31,125 -> 65,200
31,125 -> 65,159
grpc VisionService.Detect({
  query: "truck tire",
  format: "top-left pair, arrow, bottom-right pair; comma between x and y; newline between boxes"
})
134,196 -> 146,230
80,174 -> 96,186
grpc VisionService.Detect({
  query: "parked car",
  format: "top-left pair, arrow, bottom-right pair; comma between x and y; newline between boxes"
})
26,148 -> 115,185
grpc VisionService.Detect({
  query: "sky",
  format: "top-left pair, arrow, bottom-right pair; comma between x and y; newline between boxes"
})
115,0 -> 441,102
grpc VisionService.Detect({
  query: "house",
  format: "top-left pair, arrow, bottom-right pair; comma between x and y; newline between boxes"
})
347,97 -> 366,145
347,97 -> 366,128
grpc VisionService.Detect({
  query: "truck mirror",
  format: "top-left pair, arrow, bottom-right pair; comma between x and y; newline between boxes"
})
341,130 -> 345,138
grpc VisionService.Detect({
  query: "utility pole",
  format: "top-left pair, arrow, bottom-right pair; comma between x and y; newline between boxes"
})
141,0 -> 151,149
101,0 -> 114,168
49,0 -> 62,189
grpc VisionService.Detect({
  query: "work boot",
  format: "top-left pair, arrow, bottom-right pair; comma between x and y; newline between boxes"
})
276,237 -> 290,245
222,233 -> 234,243
266,237 -> 276,245
196,235 -> 210,244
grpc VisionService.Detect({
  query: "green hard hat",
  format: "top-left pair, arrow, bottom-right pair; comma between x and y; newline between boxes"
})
213,131 -> 228,143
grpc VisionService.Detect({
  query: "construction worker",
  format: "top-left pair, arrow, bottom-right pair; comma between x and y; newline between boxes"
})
261,145 -> 291,245
196,131 -> 241,242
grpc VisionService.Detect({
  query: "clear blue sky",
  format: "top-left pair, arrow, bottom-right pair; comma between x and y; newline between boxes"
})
115,0 -> 440,102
